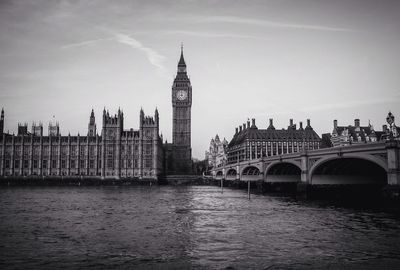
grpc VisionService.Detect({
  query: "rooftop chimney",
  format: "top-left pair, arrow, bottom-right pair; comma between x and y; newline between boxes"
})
354,119 -> 360,128
247,120 -> 250,129
382,125 -> 388,133
290,119 -> 293,126
334,119 -> 338,129
235,127 -> 238,134
239,126 -> 243,132
243,123 -> 246,130
307,119 -> 311,127
268,118 -> 275,130
251,118 -> 257,128
299,122 -> 303,130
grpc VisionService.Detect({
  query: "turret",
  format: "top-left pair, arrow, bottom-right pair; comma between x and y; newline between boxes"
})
140,107 -> 144,128
155,107 -> 159,125
88,109 -> 96,136
18,123 -> 29,135
32,122 -> 43,136
0,108 -> 4,135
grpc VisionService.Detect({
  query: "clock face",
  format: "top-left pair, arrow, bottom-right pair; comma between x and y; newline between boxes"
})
176,90 -> 187,101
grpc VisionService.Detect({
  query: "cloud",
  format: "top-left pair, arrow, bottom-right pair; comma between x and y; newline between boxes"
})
173,15 -> 354,33
60,33 -> 169,79
60,38 -> 113,49
114,33 -> 169,79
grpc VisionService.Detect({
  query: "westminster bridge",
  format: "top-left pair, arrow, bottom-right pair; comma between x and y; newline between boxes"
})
209,140 -> 400,195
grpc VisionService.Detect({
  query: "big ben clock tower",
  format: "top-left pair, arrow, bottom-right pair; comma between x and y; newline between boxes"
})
172,45 -> 192,173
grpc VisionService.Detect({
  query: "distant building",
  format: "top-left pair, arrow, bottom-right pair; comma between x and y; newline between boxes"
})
205,135 -> 228,168
0,108 -> 163,179
227,118 -> 321,164
330,119 -> 386,147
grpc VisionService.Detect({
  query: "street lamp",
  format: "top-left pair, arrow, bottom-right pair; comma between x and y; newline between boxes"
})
386,111 -> 395,139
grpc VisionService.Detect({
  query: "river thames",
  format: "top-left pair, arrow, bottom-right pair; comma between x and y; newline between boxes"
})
1,185 -> 400,269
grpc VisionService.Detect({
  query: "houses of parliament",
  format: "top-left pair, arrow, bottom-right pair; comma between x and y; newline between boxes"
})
0,48 -> 193,180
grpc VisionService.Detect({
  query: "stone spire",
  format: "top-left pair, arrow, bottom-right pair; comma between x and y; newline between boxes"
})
178,43 -> 186,73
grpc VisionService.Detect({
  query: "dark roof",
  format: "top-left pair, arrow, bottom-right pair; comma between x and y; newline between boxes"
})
228,127 -> 321,147
334,125 -> 376,142
178,51 -> 186,66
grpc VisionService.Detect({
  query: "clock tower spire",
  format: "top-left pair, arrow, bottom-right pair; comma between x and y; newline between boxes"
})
171,45 -> 192,174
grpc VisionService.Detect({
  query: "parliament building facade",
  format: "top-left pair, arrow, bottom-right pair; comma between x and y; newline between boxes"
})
0,48 -> 194,180
0,108 -> 163,179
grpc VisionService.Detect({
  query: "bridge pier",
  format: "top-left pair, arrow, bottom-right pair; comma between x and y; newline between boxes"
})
384,140 -> 400,199
297,152 -> 311,198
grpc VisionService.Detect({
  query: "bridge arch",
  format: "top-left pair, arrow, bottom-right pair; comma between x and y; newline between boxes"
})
241,165 -> 262,181
241,166 -> 261,176
309,154 -> 387,185
226,168 -> 237,179
265,161 -> 301,183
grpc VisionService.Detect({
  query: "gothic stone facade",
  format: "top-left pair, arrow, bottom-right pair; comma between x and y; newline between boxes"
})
0,108 -> 163,180
166,47 -> 193,174
206,135 -> 228,169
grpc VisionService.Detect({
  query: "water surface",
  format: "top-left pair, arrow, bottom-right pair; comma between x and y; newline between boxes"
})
1,186 -> 400,269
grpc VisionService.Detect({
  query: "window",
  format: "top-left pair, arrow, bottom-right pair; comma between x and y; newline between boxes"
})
5,159 -> 10,169
14,160 -> 20,169
89,159 -> 94,169
61,146 -> 68,156
33,160 -> 38,169
80,159 -> 85,169
52,160 -> 57,168
70,159 -> 75,168
42,160 -> 48,169
128,159 -> 132,168
33,146 -> 40,156
107,159 -> 113,169
24,160 -> 29,169
61,159 -> 66,169
70,146 -> 77,156
89,146 -> 95,156
145,159 -> 152,168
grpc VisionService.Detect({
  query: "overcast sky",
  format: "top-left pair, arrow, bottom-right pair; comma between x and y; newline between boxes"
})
0,0 -> 399,159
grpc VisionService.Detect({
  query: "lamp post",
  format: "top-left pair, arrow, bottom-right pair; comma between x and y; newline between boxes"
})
386,111 -> 395,139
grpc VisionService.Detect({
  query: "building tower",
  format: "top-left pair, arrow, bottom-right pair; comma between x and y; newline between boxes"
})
172,45 -> 192,173
0,108 -> 4,135
101,108 -> 123,178
88,109 -> 96,136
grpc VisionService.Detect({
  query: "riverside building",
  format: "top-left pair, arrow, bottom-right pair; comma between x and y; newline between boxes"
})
226,118 -> 321,164
0,108 -> 163,179
205,135 -> 228,169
